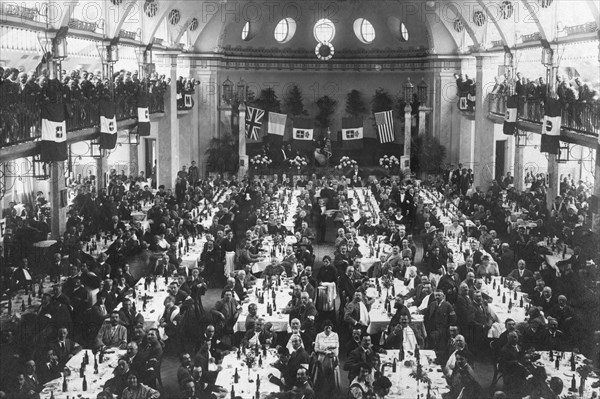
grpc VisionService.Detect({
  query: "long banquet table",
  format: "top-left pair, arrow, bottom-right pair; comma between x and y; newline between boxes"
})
535,351 -> 600,399
215,350 -> 283,399
42,348 -> 126,399
379,349 -> 448,398
234,278 -> 295,333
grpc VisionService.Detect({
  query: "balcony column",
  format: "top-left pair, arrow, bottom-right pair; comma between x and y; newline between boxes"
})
514,143 -> 526,192
128,144 -> 139,177
593,154 -> 600,233
403,104 -> 412,158
95,152 -> 108,193
238,104 -> 248,179
156,51 -> 180,189
546,155 -> 561,212
50,161 -> 67,239
473,54 -> 498,190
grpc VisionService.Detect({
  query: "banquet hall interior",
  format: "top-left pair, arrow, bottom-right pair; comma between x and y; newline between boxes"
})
1,0 -> 600,398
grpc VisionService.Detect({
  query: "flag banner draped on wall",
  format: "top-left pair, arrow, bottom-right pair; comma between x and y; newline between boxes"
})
137,90 -> 151,136
540,98 -> 562,154
245,107 -> 264,140
292,118 -> 314,151
99,99 -> 118,149
268,112 -> 287,136
40,102 -> 68,162
503,95 -> 518,135
342,117 -> 364,149
184,94 -> 193,108
374,110 -> 395,143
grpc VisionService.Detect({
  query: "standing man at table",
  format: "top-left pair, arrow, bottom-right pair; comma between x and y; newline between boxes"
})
424,290 -> 457,356
437,263 -> 461,304
212,290 -> 241,344
286,335 -> 310,389
344,334 -> 379,382
344,292 -> 371,333
96,310 -> 128,350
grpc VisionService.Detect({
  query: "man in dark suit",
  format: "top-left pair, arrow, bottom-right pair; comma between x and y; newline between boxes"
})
344,334 -> 379,382
498,331 -> 529,396
107,215 -> 126,235
437,263 -> 461,304
507,259 -> 534,291
424,290 -> 457,356
38,348 -> 63,384
49,327 -> 82,367
540,317 -> 567,351
118,298 -> 145,339
286,335 -> 310,389
22,360 -> 42,396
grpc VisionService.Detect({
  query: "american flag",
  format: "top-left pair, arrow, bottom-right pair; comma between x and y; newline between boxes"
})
375,110 -> 394,143
245,107 -> 264,140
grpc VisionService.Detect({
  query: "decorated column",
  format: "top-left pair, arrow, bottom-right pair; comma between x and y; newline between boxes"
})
403,103 -> 412,158
546,155 -> 561,211
238,104 -> 248,179
473,53 -> 498,189
514,143 -> 525,192
50,161 -> 67,238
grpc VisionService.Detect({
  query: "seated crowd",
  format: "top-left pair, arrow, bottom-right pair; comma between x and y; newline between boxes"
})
0,159 -> 599,399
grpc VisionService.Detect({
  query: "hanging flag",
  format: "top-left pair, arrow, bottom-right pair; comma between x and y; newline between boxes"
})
98,99 -> 118,149
342,117 -> 364,149
540,98 -> 561,154
268,112 -> 287,136
184,93 -> 193,108
503,95 -> 518,135
137,89 -> 151,137
374,110 -> 395,143
40,101 -> 68,162
245,107 -> 264,140
292,118 -> 314,150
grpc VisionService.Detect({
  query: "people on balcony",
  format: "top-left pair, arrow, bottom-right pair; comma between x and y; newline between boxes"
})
0,66 -> 169,146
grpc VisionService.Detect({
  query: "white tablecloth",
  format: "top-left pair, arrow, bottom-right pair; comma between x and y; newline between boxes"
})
366,278 -> 425,336
42,348 -> 126,399
535,351 -> 600,399
216,350 -> 282,399
379,350 -> 448,398
234,279 -> 295,333
484,276 -> 528,338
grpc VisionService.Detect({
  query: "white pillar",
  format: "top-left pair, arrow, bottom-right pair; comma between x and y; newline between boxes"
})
403,103 -> 412,158
238,104 -> 248,179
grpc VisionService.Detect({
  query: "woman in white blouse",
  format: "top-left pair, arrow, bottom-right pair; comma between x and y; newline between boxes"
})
313,320 -> 340,394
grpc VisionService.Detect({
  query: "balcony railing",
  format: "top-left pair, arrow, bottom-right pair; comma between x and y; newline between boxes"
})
119,29 -> 138,40
0,3 -> 39,21
1,85 -> 166,148
68,19 -> 98,32
521,32 -> 541,43
565,22 -> 598,36
488,93 -> 600,138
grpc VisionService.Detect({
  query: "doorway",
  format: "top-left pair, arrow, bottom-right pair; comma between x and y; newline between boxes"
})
145,138 -> 156,188
495,140 -> 506,181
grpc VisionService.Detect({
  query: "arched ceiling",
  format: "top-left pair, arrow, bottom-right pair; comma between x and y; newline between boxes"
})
7,0 -> 600,57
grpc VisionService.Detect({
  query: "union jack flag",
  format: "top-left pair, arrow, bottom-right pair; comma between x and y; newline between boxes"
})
245,107 -> 264,140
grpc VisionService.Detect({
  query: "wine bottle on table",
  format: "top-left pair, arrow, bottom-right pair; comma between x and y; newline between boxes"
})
62,374 -> 68,392
555,356 -> 560,370
570,352 -> 576,371
231,385 -> 235,399
392,358 -> 397,372
234,368 -> 239,383
82,375 -> 87,391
